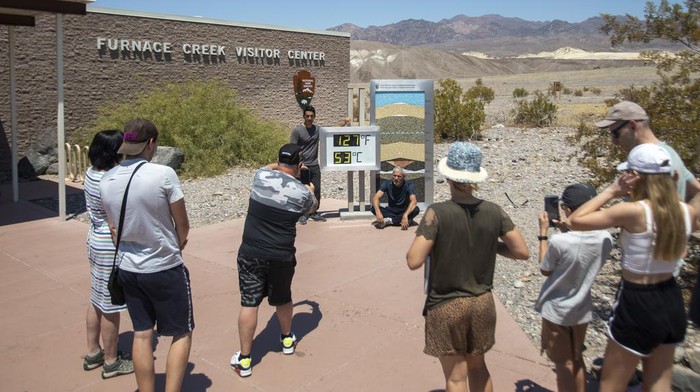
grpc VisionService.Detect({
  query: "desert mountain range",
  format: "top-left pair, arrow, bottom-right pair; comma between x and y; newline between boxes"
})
332,14 -> 679,82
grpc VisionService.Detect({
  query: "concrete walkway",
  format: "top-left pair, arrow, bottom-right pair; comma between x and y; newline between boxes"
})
0,179 -> 556,391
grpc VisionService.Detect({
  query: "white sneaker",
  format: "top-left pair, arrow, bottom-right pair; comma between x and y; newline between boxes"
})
383,217 -> 393,226
230,351 -> 252,377
281,333 -> 297,355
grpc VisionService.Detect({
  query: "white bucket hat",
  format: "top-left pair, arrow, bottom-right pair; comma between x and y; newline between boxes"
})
438,142 -> 488,183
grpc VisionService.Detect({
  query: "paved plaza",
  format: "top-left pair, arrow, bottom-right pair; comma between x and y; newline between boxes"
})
0,179 -> 556,391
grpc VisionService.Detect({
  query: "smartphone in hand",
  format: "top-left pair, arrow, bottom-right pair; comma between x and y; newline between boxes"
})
299,168 -> 311,185
544,195 -> 560,226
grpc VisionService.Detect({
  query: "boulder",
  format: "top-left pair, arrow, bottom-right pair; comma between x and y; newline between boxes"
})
672,364 -> 700,391
152,146 -> 184,170
17,129 -> 58,178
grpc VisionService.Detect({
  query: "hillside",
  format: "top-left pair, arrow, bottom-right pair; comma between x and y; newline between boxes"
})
350,40 -> 647,82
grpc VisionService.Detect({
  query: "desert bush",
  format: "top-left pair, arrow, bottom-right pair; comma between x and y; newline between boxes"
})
571,0 -> 700,187
434,78 -> 494,141
589,87 -> 602,95
512,91 -> 558,127
512,87 -> 529,98
75,80 -> 288,178
583,86 -> 590,92
562,87 -> 573,95
574,89 -> 584,97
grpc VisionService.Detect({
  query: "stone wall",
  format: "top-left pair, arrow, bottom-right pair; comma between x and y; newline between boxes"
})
0,9 -> 350,181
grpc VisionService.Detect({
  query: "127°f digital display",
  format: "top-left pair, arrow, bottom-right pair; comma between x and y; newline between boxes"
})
333,134 -> 360,147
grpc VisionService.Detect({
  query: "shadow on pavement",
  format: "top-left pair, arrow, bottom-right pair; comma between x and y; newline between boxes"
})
250,299 -> 323,367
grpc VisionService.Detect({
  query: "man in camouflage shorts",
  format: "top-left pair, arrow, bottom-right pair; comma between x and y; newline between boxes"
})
230,144 -> 317,377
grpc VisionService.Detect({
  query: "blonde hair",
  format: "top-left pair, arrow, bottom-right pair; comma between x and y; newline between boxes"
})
631,173 -> 686,261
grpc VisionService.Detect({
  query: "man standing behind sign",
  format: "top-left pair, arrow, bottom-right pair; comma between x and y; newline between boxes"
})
290,105 -> 326,224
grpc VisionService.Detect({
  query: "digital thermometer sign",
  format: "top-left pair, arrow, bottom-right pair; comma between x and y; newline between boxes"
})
319,127 -> 380,171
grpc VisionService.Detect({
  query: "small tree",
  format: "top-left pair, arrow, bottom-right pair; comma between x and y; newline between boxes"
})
512,91 -> 558,127
572,0 -> 700,185
434,78 -> 494,141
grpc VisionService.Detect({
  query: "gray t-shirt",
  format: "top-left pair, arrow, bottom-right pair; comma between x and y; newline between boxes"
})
534,230 -> 613,326
100,159 -> 185,273
290,124 -> 319,165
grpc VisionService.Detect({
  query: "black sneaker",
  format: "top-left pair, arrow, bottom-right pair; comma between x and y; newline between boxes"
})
309,213 -> 326,222
298,214 -> 309,225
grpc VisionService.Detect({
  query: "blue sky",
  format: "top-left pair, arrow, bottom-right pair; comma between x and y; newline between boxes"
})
91,0 -> 651,31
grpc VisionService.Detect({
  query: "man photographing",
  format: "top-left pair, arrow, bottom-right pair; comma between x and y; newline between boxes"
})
230,144 -> 317,377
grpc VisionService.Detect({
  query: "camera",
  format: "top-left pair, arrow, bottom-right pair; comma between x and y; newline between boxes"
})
299,167 -> 311,185
544,195 -> 560,226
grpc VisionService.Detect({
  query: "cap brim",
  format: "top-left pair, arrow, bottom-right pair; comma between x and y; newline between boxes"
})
616,162 -> 630,172
117,141 -> 148,156
438,157 -> 488,183
595,119 -> 615,128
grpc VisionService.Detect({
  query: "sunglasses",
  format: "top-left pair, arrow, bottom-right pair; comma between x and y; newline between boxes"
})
609,121 -> 629,139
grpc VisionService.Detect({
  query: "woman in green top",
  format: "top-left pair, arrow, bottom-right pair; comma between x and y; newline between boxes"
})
407,142 -> 529,392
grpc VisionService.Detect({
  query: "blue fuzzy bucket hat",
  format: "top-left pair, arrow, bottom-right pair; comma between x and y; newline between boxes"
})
438,142 -> 488,183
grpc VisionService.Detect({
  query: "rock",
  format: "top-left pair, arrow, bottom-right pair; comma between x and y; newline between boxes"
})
46,163 -> 59,175
513,279 -> 525,288
152,146 -> 184,170
18,128 -> 58,178
672,364 -> 700,391
675,345 -> 686,364
686,348 -> 700,373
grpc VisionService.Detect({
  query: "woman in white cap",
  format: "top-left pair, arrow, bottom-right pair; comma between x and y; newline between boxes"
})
407,142 -> 529,392
568,143 -> 696,391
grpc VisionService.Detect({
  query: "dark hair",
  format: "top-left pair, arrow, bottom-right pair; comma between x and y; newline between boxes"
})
88,130 -> 123,171
303,105 -> 316,116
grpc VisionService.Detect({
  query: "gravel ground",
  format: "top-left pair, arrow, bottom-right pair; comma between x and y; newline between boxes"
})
41,125 -> 699,374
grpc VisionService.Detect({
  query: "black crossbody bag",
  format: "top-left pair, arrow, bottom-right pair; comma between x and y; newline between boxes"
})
107,162 -> 146,306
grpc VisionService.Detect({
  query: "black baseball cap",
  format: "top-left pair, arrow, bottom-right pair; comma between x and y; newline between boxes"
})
278,143 -> 301,165
561,183 -> 597,211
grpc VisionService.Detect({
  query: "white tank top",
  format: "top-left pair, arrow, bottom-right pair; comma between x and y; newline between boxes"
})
619,201 -> 691,275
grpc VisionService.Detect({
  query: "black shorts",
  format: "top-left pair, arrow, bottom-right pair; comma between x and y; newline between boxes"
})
119,264 -> 195,336
237,254 -> 295,307
608,278 -> 686,356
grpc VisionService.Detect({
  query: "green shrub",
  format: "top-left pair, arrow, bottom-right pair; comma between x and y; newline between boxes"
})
512,91 -> 558,127
75,80 -> 288,178
434,78 -> 494,141
512,87 -> 529,98
574,89 -> 584,96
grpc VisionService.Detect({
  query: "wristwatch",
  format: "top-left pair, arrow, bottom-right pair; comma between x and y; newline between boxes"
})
537,235 -> 548,241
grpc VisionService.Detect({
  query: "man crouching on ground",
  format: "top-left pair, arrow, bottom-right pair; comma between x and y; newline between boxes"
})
230,143 -> 317,377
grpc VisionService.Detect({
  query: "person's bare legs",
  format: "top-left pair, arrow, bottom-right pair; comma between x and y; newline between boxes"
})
86,304 -> 102,356
439,355 -> 468,392
599,339 -> 640,392
554,358 -> 586,392
101,312 -> 121,363
133,328 -> 156,392
165,332 -> 192,392
640,344 -> 674,392
238,306 -> 259,355
465,353 -> 493,392
275,301 -> 294,335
